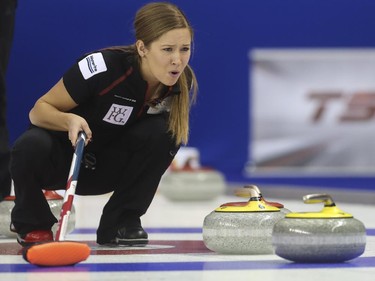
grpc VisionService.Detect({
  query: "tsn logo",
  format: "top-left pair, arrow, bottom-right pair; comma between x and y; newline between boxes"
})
308,92 -> 375,123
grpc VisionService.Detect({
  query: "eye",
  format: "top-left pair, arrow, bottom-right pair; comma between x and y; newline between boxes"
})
163,47 -> 173,52
181,47 -> 190,52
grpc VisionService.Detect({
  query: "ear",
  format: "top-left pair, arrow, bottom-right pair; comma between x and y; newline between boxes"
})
136,40 -> 147,57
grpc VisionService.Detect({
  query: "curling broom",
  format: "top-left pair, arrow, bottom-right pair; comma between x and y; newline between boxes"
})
22,131 -> 91,266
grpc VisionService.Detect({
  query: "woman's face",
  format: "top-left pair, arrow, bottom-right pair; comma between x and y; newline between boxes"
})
138,28 -> 191,87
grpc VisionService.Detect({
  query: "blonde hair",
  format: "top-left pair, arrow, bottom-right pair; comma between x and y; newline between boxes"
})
134,2 -> 198,145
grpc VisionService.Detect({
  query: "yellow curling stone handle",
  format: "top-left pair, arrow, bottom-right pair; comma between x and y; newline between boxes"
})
215,200 -> 280,213
286,193 -> 353,218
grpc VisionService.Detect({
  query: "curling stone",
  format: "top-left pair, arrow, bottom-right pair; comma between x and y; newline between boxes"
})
272,193 -> 366,263
0,190 -> 76,238
158,147 -> 226,201
202,186 -> 286,254
226,184 -> 291,215
159,167 -> 226,201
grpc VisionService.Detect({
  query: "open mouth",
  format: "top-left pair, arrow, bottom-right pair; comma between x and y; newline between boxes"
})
170,71 -> 180,76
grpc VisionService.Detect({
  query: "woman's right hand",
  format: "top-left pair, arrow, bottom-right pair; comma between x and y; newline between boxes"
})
66,113 -> 92,147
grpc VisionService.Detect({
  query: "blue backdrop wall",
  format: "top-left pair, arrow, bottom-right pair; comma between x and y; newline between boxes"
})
6,0 -> 375,189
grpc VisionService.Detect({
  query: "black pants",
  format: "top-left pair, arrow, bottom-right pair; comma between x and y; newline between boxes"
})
10,114 -> 179,243
0,0 -> 17,200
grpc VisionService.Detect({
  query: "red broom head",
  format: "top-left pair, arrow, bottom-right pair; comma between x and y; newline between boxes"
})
23,241 -> 90,266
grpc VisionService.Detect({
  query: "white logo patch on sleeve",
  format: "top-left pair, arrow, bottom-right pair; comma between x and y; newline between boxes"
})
78,52 -> 107,80
103,104 -> 133,125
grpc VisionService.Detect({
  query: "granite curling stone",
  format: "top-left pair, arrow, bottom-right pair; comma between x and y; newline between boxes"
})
0,190 -> 76,238
203,186 -> 286,254
158,146 -> 226,201
272,193 -> 366,263
158,166 -> 226,201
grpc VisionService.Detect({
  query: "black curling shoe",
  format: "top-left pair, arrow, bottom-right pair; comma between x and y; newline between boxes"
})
111,226 -> 149,246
